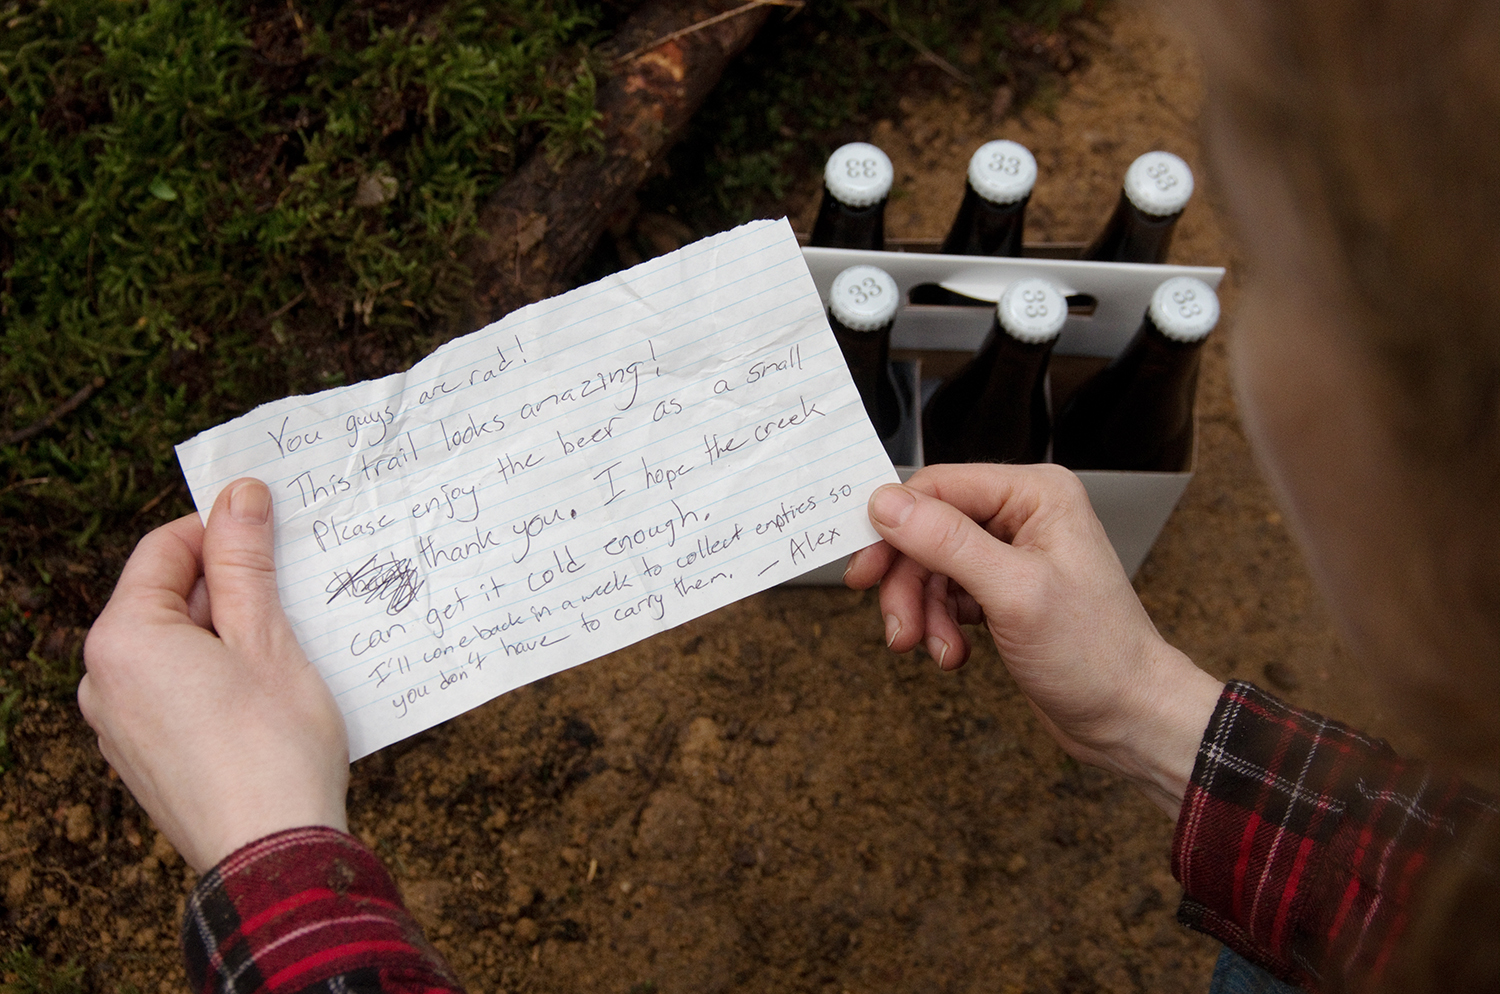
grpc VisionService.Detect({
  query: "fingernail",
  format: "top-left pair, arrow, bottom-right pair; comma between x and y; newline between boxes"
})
869,485 -> 915,528
228,479 -> 271,524
884,614 -> 901,648
928,636 -> 949,668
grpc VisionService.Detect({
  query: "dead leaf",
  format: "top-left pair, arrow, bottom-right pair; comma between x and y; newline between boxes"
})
352,173 -> 399,208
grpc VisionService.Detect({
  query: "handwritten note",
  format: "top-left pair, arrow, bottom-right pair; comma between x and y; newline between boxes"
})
176,218 -> 898,759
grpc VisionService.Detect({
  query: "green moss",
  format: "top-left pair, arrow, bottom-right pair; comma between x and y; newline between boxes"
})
0,947 -> 85,994
1,0 -> 602,561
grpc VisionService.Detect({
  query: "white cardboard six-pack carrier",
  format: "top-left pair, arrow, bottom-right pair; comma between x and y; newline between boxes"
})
790,241 -> 1226,584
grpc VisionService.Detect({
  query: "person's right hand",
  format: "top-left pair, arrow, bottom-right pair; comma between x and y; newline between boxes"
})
79,478 -> 350,873
844,463 -> 1222,818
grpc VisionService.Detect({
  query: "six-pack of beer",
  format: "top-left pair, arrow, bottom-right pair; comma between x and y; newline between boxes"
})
794,141 -> 1225,581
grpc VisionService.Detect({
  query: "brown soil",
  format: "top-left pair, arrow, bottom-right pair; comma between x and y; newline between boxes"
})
2,3 -> 1422,991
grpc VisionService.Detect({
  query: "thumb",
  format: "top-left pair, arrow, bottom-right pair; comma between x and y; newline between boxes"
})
202,478 -> 297,653
866,482 -> 1026,607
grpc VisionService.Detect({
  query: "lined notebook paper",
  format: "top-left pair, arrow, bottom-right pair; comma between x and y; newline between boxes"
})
176,218 -> 898,759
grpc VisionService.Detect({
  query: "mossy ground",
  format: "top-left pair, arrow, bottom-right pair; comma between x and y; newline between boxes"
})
1,0 -> 607,761
0,0 -> 1087,766
0,945 -> 86,994
2,0 -> 1089,971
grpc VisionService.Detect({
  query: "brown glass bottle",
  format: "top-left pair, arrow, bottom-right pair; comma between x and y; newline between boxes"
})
827,265 -> 902,440
943,139 -> 1036,256
910,140 -> 1037,306
921,277 -> 1068,464
809,142 -> 894,251
1082,151 -> 1194,264
1053,276 -> 1219,471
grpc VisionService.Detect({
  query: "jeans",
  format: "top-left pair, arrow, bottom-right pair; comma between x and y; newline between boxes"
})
1209,947 -> 1306,994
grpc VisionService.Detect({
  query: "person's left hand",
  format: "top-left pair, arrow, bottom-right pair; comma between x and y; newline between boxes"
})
79,478 -> 349,873
844,464 -> 1221,819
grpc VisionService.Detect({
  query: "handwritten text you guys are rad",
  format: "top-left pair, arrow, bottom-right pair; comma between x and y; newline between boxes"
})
267,339 -> 662,529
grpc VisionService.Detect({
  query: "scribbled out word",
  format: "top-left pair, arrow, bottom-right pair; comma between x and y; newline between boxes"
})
326,554 -> 425,616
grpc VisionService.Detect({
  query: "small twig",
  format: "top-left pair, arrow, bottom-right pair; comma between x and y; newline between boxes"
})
133,480 -> 184,520
513,209 -> 525,287
85,231 -> 97,300
612,0 -> 803,66
2,376 -> 106,448
861,7 -> 974,87
0,477 -> 51,496
629,721 -> 677,829
265,291 -> 306,323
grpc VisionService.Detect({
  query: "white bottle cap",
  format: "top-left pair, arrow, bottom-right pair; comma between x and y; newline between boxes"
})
1123,151 -> 1194,217
824,143 -> 895,209
996,277 -> 1067,344
967,140 -> 1037,205
829,265 -> 899,331
1148,276 -> 1220,342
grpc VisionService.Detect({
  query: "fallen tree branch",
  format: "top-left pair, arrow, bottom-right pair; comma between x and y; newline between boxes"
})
465,0 -> 777,324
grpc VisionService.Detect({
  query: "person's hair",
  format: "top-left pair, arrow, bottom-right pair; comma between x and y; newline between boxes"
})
1180,0 -> 1500,754
1383,811 -> 1500,994
1187,0 -> 1500,461
1177,2 -> 1500,990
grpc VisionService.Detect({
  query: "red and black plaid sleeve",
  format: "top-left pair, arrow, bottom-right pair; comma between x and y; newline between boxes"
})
181,826 -> 464,994
1172,680 -> 1498,992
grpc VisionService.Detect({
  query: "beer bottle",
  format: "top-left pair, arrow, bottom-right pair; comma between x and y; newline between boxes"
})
1052,276 -> 1220,471
910,140 -> 1037,306
1081,151 -> 1194,264
810,142 -> 894,251
941,139 -> 1036,256
827,265 -> 903,441
921,277 -> 1068,465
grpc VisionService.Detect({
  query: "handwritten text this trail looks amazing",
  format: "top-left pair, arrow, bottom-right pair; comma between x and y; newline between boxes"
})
177,219 -> 898,758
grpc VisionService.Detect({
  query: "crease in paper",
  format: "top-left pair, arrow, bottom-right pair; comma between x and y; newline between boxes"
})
176,218 -> 897,759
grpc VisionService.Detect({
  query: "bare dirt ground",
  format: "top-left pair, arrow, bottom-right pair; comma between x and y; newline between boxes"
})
2,3 -> 1423,991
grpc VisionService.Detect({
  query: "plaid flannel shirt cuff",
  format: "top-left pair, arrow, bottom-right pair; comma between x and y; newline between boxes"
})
181,826 -> 460,994
1170,681 -> 1345,986
1170,680 -> 1500,992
